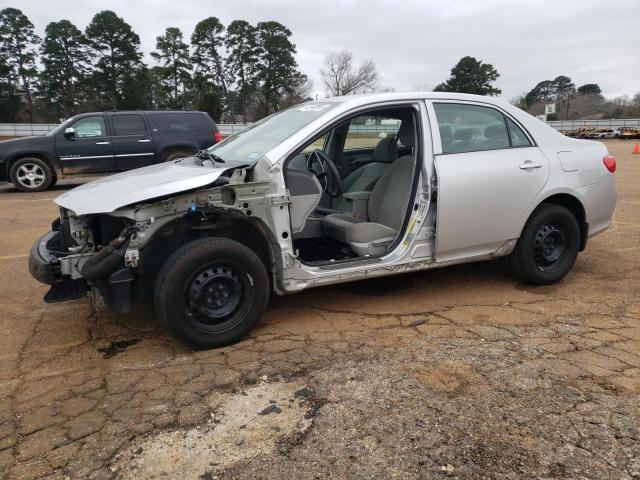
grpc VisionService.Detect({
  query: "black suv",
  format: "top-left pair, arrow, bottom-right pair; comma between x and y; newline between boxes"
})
0,111 -> 221,192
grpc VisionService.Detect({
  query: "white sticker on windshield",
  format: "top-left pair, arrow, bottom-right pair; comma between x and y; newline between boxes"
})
296,103 -> 331,112
246,152 -> 261,160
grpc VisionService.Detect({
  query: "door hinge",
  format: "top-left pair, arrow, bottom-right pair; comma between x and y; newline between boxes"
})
269,191 -> 291,207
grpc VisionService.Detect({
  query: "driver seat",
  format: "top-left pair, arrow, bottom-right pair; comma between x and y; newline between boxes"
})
321,119 -> 415,256
331,135 -> 398,212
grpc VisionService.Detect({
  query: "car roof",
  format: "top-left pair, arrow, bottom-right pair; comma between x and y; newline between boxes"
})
318,91 -> 514,109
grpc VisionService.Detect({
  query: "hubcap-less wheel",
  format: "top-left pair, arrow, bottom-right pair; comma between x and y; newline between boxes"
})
185,264 -> 246,332
533,223 -> 569,271
16,163 -> 46,189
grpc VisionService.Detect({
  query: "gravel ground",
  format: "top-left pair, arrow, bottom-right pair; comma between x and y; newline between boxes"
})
0,140 -> 638,479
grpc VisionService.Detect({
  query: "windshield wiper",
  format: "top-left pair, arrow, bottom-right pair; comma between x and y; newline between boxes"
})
195,150 -> 226,166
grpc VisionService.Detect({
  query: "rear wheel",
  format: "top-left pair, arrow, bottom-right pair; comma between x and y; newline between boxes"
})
509,204 -> 580,285
10,157 -> 54,192
154,238 -> 270,349
163,149 -> 193,162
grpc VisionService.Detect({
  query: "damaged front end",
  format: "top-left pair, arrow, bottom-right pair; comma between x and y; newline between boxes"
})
29,209 -> 137,313
28,155 -> 281,314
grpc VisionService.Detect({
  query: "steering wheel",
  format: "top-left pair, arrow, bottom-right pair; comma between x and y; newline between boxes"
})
306,149 -> 342,198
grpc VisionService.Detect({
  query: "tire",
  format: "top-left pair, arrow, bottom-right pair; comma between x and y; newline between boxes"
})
509,204 -> 580,285
9,157 -> 54,192
154,237 -> 270,348
163,149 -> 193,162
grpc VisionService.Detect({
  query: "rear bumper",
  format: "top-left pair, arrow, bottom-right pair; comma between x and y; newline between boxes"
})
29,231 -> 88,302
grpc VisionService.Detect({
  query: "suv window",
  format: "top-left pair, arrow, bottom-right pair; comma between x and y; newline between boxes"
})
344,116 -> 401,151
112,114 -> 146,136
433,103 -> 510,154
507,118 -> 532,147
152,113 -> 211,133
71,116 -> 106,138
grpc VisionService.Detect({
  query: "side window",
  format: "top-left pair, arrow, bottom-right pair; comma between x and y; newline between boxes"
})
344,116 -> 401,151
71,116 -> 106,138
112,114 -> 147,136
151,113 -> 208,133
433,103 -> 510,154
507,118 -> 532,147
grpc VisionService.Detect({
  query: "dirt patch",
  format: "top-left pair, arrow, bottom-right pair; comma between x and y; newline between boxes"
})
112,379 -> 319,478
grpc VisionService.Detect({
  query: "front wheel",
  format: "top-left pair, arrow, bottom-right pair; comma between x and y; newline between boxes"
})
509,204 -> 580,285
10,157 -> 54,192
154,238 -> 270,348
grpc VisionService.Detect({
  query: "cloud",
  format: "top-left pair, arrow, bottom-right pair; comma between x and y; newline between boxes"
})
15,0 -> 640,100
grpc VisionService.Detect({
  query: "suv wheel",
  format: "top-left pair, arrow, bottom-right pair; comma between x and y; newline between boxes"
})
163,149 -> 193,162
509,204 -> 580,285
154,238 -> 270,349
10,157 -> 54,192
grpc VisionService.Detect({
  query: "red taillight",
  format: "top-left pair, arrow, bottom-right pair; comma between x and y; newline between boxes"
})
603,155 -> 616,173
214,131 -> 222,143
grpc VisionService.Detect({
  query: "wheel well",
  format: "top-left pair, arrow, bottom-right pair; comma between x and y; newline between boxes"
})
8,153 -> 56,179
540,193 -> 588,251
138,213 -> 281,297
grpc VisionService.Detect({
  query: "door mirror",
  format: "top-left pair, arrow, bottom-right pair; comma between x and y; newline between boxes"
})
63,127 -> 76,139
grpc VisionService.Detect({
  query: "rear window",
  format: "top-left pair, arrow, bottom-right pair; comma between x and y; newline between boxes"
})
150,113 -> 214,133
112,114 -> 146,136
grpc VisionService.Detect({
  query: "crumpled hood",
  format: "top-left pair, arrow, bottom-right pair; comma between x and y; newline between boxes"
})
55,157 -> 251,215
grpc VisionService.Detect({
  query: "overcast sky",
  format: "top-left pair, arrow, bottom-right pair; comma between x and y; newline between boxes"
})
14,0 -> 640,101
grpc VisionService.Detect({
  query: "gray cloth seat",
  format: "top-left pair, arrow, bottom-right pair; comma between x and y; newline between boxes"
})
332,135 -> 397,212
322,120 -> 415,256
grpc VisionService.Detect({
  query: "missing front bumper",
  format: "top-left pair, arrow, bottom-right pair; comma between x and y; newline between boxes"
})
29,230 -> 88,303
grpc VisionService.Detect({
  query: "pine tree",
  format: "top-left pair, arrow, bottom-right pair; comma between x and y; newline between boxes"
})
40,19 -> 89,118
434,56 -> 501,96
255,21 -> 298,116
191,17 -> 229,118
0,7 -> 40,121
85,10 -> 143,109
151,27 -> 192,109
226,20 -> 258,122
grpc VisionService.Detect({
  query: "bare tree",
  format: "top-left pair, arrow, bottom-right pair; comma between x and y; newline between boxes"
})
320,51 -> 378,97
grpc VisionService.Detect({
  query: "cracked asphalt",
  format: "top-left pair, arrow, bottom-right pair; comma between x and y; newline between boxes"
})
0,139 -> 638,479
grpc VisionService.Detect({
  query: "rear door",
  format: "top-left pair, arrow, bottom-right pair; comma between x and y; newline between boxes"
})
109,113 -> 155,171
428,101 -> 550,262
55,114 -> 115,174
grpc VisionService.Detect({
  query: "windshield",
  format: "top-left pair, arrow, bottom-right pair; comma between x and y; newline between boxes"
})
208,102 -> 337,162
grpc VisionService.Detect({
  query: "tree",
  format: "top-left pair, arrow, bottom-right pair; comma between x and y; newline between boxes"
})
85,10 -> 143,109
0,55 -> 20,121
577,83 -> 602,96
0,8 -> 40,121
191,17 -> 229,118
255,21 -> 299,116
434,56 -> 501,96
40,20 -> 89,118
320,50 -> 378,97
226,20 -> 258,122
151,26 -> 192,108
525,80 -> 555,106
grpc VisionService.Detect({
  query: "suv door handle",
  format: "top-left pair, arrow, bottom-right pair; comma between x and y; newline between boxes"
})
519,161 -> 542,170
95,141 -> 110,145
138,139 -> 151,143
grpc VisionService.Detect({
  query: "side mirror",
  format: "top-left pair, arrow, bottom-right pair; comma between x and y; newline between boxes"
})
63,127 -> 76,139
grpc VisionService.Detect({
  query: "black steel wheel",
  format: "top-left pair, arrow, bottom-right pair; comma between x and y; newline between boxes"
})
155,238 -> 270,348
509,204 -> 580,285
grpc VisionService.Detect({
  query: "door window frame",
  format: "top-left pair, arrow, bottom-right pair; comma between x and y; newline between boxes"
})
282,100 -> 432,267
425,99 -> 537,156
